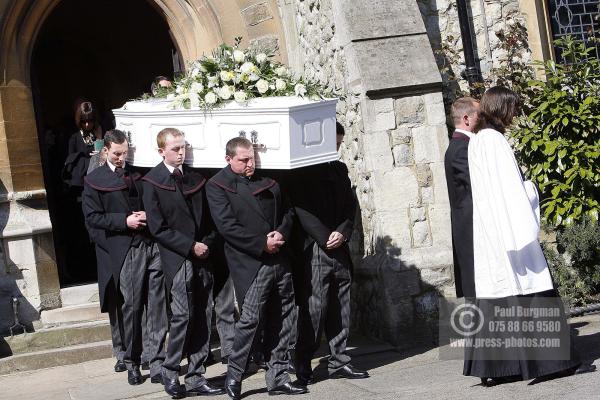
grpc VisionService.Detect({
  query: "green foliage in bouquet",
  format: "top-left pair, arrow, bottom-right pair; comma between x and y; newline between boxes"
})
167,37 -> 328,109
510,36 -> 600,227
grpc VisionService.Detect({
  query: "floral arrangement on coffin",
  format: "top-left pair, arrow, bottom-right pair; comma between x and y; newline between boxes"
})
162,38 -> 328,109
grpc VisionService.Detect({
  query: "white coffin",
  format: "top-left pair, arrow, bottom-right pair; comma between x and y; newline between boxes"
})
113,97 -> 338,169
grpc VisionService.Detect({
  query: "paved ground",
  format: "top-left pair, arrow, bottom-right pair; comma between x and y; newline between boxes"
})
1,313 -> 599,400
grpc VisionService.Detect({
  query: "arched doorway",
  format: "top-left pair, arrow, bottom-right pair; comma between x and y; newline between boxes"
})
30,0 -> 180,286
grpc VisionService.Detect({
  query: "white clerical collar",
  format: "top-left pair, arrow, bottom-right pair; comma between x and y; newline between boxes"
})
163,162 -> 183,175
455,128 -> 475,139
107,160 -> 125,172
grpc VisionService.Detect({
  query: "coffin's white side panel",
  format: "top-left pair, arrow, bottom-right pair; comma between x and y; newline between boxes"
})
113,97 -> 338,169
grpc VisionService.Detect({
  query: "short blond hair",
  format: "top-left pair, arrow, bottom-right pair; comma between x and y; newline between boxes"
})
451,97 -> 479,126
156,128 -> 184,149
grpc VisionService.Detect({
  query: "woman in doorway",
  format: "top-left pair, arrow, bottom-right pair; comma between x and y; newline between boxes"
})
61,100 -> 103,283
463,86 -> 594,385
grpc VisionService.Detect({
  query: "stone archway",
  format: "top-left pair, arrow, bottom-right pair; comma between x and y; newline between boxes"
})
0,0 -> 289,328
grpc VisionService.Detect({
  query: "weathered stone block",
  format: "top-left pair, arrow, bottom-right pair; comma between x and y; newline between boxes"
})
410,206 -> 426,223
394,96 -> 425,125
362,132 -> 393,172
428,204 -> 452,248
421,185 -> 435,204
371,168 -> 419,211
390,127 -> 411,146
392,144 -> 413,167
241,2 -> 273,26
412,125 -> 445,163
249,35 -> 279,54
422,92 -> 447,126
384,270 -> 421,301
412,220 -> 432,248
334,0 -> 427,44
344,36 -> 442,95
430,162 -> 449,203
416,164 -> 433,187
419,266 -> 453,288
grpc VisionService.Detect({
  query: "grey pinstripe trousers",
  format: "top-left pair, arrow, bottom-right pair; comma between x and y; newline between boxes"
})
296,243 -> 352,375
227,260 -> 295,389
162,259 -> 214,389
119,242 -> 166,375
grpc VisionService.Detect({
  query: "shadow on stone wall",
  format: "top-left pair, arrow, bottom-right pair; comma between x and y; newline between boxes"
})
351,235 -> 444,356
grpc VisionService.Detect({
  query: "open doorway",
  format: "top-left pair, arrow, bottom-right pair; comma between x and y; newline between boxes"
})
30,0 -> 179,287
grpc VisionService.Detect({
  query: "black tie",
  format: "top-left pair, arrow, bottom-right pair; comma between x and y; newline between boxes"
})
115,167 -> 125,177
172,168 -> 184,193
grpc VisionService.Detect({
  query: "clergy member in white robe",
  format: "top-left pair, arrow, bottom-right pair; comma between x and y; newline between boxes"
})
462,86 -> 587,385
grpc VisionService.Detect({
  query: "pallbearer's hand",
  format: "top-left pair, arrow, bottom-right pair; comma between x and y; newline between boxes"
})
326,231 -> 344,249
193,242 -> 210,259
126,212 -> 147,230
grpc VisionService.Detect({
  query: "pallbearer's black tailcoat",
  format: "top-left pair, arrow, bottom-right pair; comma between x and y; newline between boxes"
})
205,165 -> 294,304
141,163 -> 216,288
82,164 -> 146,311
444,131 -> 475,298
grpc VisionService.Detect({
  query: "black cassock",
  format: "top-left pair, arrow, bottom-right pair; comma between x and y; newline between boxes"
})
444,131 -> 475,298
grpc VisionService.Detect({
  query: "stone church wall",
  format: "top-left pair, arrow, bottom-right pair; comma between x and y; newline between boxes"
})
279,0 -> 454,348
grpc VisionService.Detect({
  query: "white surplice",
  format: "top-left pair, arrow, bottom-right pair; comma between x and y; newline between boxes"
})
468,128 -> 554,298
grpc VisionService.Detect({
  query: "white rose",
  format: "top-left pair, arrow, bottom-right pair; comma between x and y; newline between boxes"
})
275,66 -> 288,76
205,92 -> 218,105
190,81 -> 204,93
220,71 -> 235,82
255,53 -> 267,64
189,92 -> 200,108
256,79 -> 269,94
240,62 -> 256,74
234,91 -> 248,103
294,83 -> 307,96
233,50 -> 246,63
207,75 -> 219,88
275,79 -> 286,91
218,85 -> 233,100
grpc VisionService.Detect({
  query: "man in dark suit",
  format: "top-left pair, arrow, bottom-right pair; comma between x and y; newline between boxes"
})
444,97 -> 479,299
142,128 -> 224,398
206,137 -> 307,399
82,130 -> 166,385
288,122 -> 369,386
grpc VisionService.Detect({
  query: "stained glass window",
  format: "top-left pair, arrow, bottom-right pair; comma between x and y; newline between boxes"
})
548,0 -> 600,60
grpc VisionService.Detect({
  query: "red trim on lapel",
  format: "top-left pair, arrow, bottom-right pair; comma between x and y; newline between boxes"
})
141,176 -> 176,191
210,179 -> 236,193
452,132 -> 471,141
252,179 -> 276,195
183,177 -> 206,196
84,176 -> 127,192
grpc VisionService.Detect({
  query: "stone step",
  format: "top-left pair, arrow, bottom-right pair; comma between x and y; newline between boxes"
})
3,320 -> 111,356
60,284 -> 100,307
0,340 -> 113,375
41,303 -> 106,325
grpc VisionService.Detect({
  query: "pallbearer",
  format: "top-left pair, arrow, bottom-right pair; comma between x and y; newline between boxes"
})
82,130 -> 166,385
142,128 -> 224,398
288,122 -> 369,385
206,137 -> 307,399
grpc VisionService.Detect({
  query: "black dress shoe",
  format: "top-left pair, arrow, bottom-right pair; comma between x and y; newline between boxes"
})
141,361 -> 150,370
187,382 -> 226,396
575,363 -> 597,374
329,364 -> 369,379
162,376 -> 186,399
127,367 -> 144,385
295,374 -> 314,387
225,378 -> 242,400
114,360 -> 127,373
268,382 -> 308,396
150,374 -> 162,384
287,362 -> 296,375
